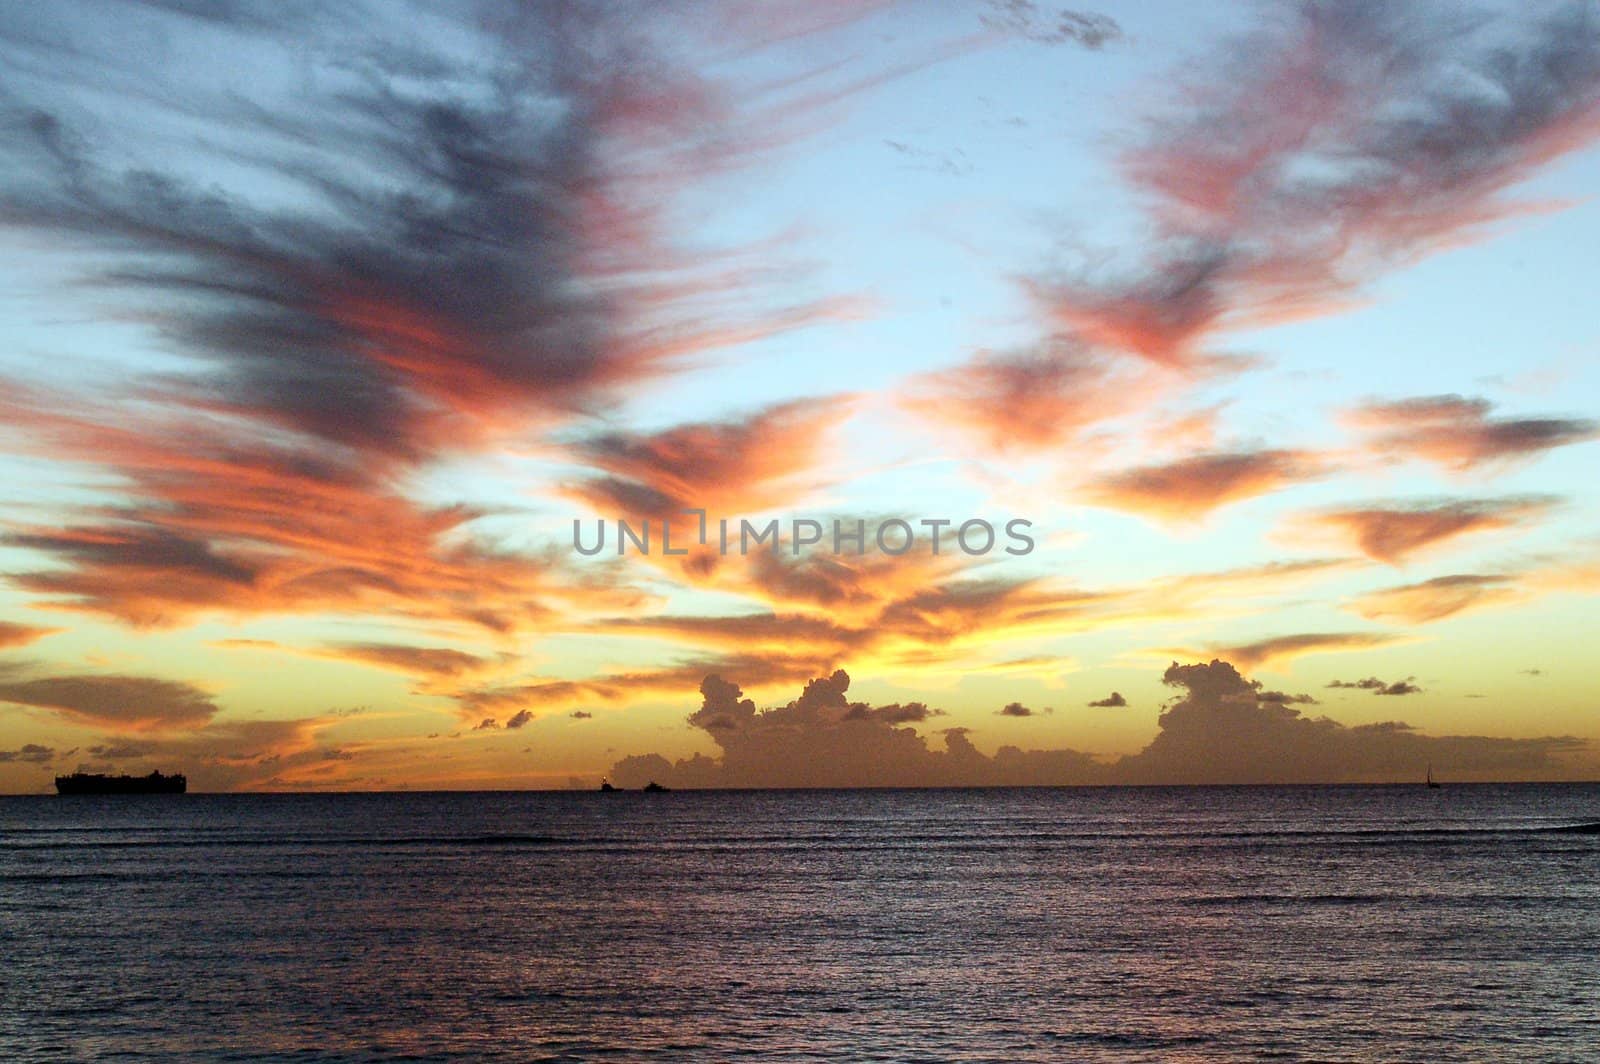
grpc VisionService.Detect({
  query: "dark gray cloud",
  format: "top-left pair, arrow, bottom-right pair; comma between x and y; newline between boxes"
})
1087,691 -> 1126,708
1254,690 -> 1318,706
609,660 -> 1592,787
997,701 -> 1034,717
1111,661 -> 1578,784
0,672 -> 218,730
0,743 -> 56,764
505,709 -> 534,730
612,670 -> 1102,788
1328,676 -> 1423,696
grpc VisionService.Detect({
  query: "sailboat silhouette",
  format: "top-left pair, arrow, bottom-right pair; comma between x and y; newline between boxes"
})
1426,764 -> 1441,789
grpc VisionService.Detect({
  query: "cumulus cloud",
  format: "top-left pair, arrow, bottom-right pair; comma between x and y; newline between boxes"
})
1111,661 -> 1580,784
505,710 -> 534,730
997,702 -> 1035,717
1346,395 -> 1598,473
0,672 -> 218,731
610,661 -> 1591,787
1087,692 -> 1127,708
611,670 -> 1103,788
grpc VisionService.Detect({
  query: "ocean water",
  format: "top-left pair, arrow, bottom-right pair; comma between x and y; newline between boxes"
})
1,785 -> 1597,1062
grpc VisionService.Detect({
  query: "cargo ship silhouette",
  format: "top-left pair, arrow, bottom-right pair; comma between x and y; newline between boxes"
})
55,771 -> 187,795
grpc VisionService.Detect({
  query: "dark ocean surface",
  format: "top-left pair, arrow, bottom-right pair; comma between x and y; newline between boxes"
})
2,785 -> 1598,1061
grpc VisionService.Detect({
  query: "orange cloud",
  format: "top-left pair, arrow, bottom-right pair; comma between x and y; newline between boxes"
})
567,396 -> 853,520
1085,450 -> 1326,522
1345,395 -> 1598,472
1348,574 -> 1524,625
68,715 -> 353,791
1302,497 -> 1557,565
1169,632 -> 1403,671
903,337 -> 1156,452
0,622 -> 61,649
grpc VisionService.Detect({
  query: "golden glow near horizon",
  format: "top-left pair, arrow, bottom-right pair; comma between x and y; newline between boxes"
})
2,0 -> 1599,791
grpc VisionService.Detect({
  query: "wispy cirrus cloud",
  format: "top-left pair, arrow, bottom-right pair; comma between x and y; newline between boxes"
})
0,1 -> 893,633
0,670 -> 218,731
444,557 -> 1352,722
1031,0 -> 1600,367
566,395 -> 854,521
902,336 -> 1157,453
1084,449 -> 1328,522
0,621 -> 61,649
1345,395 -> 1598,473
1165,631 -> 1404,671
1293,496 -> 1559,564
1348,573 -> 1524,624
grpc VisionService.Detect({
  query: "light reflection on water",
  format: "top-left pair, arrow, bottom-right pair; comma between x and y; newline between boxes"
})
2,785 -> 1597,1061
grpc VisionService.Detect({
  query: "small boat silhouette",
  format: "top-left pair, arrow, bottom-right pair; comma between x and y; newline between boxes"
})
1426,764 -> 1441,789
599,779 -> 617,792
642,781 -> 670,793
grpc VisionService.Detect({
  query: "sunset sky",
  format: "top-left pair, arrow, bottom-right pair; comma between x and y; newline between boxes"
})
2,0 -> 1598,791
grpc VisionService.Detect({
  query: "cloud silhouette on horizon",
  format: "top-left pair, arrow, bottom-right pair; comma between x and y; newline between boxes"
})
608,660 -> 1589,788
